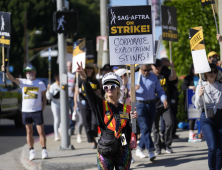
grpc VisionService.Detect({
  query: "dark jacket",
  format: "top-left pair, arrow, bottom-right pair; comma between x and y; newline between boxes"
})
82,79 -> 132,143
182,75 -> 195,111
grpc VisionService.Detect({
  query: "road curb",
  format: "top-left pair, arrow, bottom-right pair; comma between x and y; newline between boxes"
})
20,135 -> 97,170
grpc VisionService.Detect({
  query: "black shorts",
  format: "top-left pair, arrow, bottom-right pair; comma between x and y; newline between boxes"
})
22,110 -> 44,125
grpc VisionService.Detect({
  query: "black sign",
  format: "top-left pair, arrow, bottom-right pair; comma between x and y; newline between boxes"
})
86,40 -> 95,64
108,6 -> 152,36
200,0 -> 215,6
161,6 -> 178,42
53,11 -> 78,34
0,12 -> 11,48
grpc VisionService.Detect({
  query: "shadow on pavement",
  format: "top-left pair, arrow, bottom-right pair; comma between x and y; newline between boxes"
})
131,150 -> 208,169
0,125 -> 53,136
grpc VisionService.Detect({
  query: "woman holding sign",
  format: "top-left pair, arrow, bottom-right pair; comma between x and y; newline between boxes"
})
76,62 -> 137,170
195,63 -> 222,169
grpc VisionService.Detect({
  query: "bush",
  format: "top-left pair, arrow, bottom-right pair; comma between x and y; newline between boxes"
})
163,0 -> 220,76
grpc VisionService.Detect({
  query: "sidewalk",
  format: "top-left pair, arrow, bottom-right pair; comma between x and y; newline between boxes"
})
20,129 -> 208,170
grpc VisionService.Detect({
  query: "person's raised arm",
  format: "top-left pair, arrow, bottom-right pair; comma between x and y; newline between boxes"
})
76,62 -> 103,106
1,65 -> 20,85
168,61 -> 177,81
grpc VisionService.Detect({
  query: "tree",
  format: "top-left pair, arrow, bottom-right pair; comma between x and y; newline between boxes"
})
0,0 -> 103,77
163,0 -> 219,76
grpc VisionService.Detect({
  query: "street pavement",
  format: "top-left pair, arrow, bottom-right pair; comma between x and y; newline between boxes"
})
19,128 -> 209,170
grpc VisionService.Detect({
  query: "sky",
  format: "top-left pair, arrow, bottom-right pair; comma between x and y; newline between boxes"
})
109,0 -> 147,6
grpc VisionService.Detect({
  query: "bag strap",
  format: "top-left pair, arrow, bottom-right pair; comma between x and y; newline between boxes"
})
105,115 -> 114,128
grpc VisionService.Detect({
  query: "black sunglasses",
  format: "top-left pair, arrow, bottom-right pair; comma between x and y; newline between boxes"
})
142,69 -> 152,72
86,67 -> 94,70
154,64 -> 161,68
208,70 -> 218,74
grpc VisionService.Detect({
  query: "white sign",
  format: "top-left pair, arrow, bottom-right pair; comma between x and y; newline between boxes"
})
191,49 -> 211,73
96,36 -> 107,51
72,52 -> 86,73
109,34 -> 154,65
40,50 -> 58,57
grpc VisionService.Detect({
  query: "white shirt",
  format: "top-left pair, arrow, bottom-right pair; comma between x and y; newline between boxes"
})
19,78 -> 46,112
209,83 -> 218,103
67,72 -> 75,97
46,83 -> 60,105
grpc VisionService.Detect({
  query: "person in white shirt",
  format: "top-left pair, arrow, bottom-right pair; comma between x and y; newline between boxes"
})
46,72 -> 61,141
67,61 -> 76,135
1,64 -> 48,161
195,63 -> 222,169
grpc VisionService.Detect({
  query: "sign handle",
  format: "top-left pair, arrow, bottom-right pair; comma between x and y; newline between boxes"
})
130,64 -> 137,134
211,4 -> 220,44
2,46 -> 5,82
48,48 -> 51,84
76,72 -> 79,102
199,73 -> 208,118
169,41 -> 173,76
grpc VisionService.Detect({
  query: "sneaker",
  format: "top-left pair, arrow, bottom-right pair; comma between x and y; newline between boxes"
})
165,146 -> 173,154
42,149 -> 49,159
188,134 -> 202,143
55,136 -> 60,141
148,151 -> 156,161
131,157 -> 135,164
29,149 -> 36,161
77,134 -> 82,143
135,149 -> 148,158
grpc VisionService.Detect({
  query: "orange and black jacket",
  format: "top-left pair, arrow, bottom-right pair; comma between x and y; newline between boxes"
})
82,80 -> 132,143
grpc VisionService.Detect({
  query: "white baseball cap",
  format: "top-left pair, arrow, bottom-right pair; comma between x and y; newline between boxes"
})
102,72 -> 123,87
115,68 -> 127,77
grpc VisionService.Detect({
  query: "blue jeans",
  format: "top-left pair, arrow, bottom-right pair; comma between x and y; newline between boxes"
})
69,98 -> 75,131
137,102 -> 156,152
200,112 -> 222,170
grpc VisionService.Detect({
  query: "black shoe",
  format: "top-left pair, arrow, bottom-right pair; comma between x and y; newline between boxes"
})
166,146 -> 173,154
161,142 -> 166,150
155,149 -> 161,155
172,134 -> 179,139
91,142 -> 97,149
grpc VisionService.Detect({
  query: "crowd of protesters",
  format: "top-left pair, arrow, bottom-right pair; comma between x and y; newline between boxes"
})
4,34 -> 222,169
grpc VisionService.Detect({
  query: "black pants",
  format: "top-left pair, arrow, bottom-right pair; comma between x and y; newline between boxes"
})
152,106 -> 174,149
79,101 -> 98,143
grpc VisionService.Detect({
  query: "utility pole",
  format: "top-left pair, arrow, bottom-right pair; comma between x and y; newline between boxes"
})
56,0 -> 73,150
147,0 -> 152,5
100,0 -> 109,67
218,0 -> 222,61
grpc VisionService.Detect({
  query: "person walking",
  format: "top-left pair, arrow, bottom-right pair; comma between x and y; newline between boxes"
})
46,72 -> 61,141
182,64 -> 202,142
76,62 -> 137,170
74,63 -> 101,148
67,61 -> 76,135
151,59 -> 175,155
195,63 -> 222,169
135,64 -> 167,161
1,64 -> 48,161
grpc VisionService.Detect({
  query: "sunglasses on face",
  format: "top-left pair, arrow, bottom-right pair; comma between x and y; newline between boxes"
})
142,69 -> 152,72
208,70 -> 218,74
86,67 -> 94,70
103,84 -> 118,91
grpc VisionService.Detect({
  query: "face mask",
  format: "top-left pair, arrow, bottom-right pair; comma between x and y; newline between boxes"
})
212,58 -> 218,65
26,74 -> 34,80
